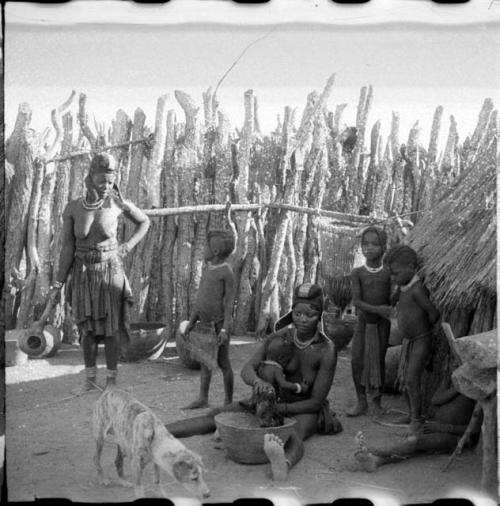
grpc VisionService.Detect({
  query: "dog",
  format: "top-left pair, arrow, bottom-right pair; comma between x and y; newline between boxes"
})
93,388 -> 210,499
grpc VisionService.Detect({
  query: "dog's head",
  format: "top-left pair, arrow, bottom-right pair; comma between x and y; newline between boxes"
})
171,450 -> 210,499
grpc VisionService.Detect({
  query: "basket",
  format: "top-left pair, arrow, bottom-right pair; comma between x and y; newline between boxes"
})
322,312 -> 355,350
214,411 -> 297,465
123,322 -> 167,362
176,325 -> 219,370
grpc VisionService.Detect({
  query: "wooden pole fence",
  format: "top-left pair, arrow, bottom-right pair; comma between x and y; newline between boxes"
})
43,136 -> 155,164
143,202 -> 374,225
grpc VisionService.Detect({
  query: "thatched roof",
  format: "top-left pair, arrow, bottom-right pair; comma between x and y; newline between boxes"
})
409,117 -> 497,314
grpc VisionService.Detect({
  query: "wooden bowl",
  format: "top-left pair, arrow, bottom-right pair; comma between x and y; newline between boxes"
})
124,322 -> 167,362
214,411 -> 297,465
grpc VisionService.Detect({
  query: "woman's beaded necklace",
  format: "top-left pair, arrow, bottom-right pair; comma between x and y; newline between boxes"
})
363,261 -> 384,274
82,194 -> 104,211
293,330 -> 318,350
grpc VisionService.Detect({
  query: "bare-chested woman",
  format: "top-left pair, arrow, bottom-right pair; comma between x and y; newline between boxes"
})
166,283 -> 343,481
48,153 -> 150,392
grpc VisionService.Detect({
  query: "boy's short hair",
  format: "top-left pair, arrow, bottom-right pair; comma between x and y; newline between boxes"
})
384,245 -> 418,268
207,230 -> 235,259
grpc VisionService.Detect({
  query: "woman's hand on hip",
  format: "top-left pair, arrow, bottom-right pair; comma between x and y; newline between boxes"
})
118,243 -> 131,258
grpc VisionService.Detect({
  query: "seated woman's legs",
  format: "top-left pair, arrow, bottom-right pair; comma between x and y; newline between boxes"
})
165,402 -> 244,438
264,413 -> 317,481
355,432 -> 459,472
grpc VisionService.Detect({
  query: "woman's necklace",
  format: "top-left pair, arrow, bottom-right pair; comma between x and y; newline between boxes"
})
82,194 -> 104,211
364,261 -> 383,273
293,331 -> 317,350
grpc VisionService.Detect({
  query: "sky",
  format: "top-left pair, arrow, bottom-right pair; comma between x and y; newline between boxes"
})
5,1 -> 499,151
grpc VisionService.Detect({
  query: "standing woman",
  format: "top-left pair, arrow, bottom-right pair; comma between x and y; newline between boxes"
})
49,153 -> 150,392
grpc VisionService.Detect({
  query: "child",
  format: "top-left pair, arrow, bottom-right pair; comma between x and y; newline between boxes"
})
240,336 -> 309,427
384,245 -> 440,434
257,336 -> 309,396
181,229 -> 236,409
347,226 -> 392,417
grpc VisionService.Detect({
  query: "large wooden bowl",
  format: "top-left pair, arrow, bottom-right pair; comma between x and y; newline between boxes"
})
214,411 -> 297,465
123,322 -> 167,362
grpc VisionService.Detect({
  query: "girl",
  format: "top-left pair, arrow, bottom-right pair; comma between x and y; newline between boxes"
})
347,226 -> 392,417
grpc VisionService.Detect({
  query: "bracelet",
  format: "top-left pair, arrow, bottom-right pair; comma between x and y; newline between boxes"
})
51,281 -> 63,289
294,383 -> 302,394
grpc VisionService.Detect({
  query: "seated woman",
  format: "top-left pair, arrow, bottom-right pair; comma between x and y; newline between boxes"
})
354,358 -> 482,472
166,283 -> 343,481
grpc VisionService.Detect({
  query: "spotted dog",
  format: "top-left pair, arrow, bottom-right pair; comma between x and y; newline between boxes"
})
93,388 -> 210,499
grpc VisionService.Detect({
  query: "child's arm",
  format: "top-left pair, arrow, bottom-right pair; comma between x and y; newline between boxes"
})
351,269 -> 393,320
413,284 -> 440,325
220,267 -> 236,338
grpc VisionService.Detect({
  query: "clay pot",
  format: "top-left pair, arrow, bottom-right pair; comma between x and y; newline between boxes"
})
18,324 -> 62,359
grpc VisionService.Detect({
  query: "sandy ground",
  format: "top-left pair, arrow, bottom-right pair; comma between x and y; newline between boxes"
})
6,337 -> 485,504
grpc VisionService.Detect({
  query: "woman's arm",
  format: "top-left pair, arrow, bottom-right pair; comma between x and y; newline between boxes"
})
281,343 -> 336,415
54,204 -> 76,284
241,338 -> 272,390
120,200 -> 150,252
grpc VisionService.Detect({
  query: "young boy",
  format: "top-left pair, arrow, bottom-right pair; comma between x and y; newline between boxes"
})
181,230 -> 236,409
348,226 -> 392,417
384,245 -> 440,434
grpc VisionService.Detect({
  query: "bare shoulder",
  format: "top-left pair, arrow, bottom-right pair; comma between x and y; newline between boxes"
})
350,266 -> 362,278
217,263 -> 235,280
64,199 -> 80,217
412,280 -> 430,297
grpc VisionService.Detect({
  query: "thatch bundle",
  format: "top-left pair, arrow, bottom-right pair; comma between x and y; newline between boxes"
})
409,102 -> 497,331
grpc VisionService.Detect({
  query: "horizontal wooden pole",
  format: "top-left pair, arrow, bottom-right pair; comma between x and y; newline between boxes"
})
44,137 -> 153,163
143,202 -> 373,225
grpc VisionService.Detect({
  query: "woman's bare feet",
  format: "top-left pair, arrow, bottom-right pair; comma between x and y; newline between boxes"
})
354,450 -> 379,472
183,398 -> 209,409
354,431 -> 378,472
263,433 -> 289,482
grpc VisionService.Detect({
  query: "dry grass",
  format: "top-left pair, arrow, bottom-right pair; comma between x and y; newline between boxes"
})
409,127 -> 497,314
